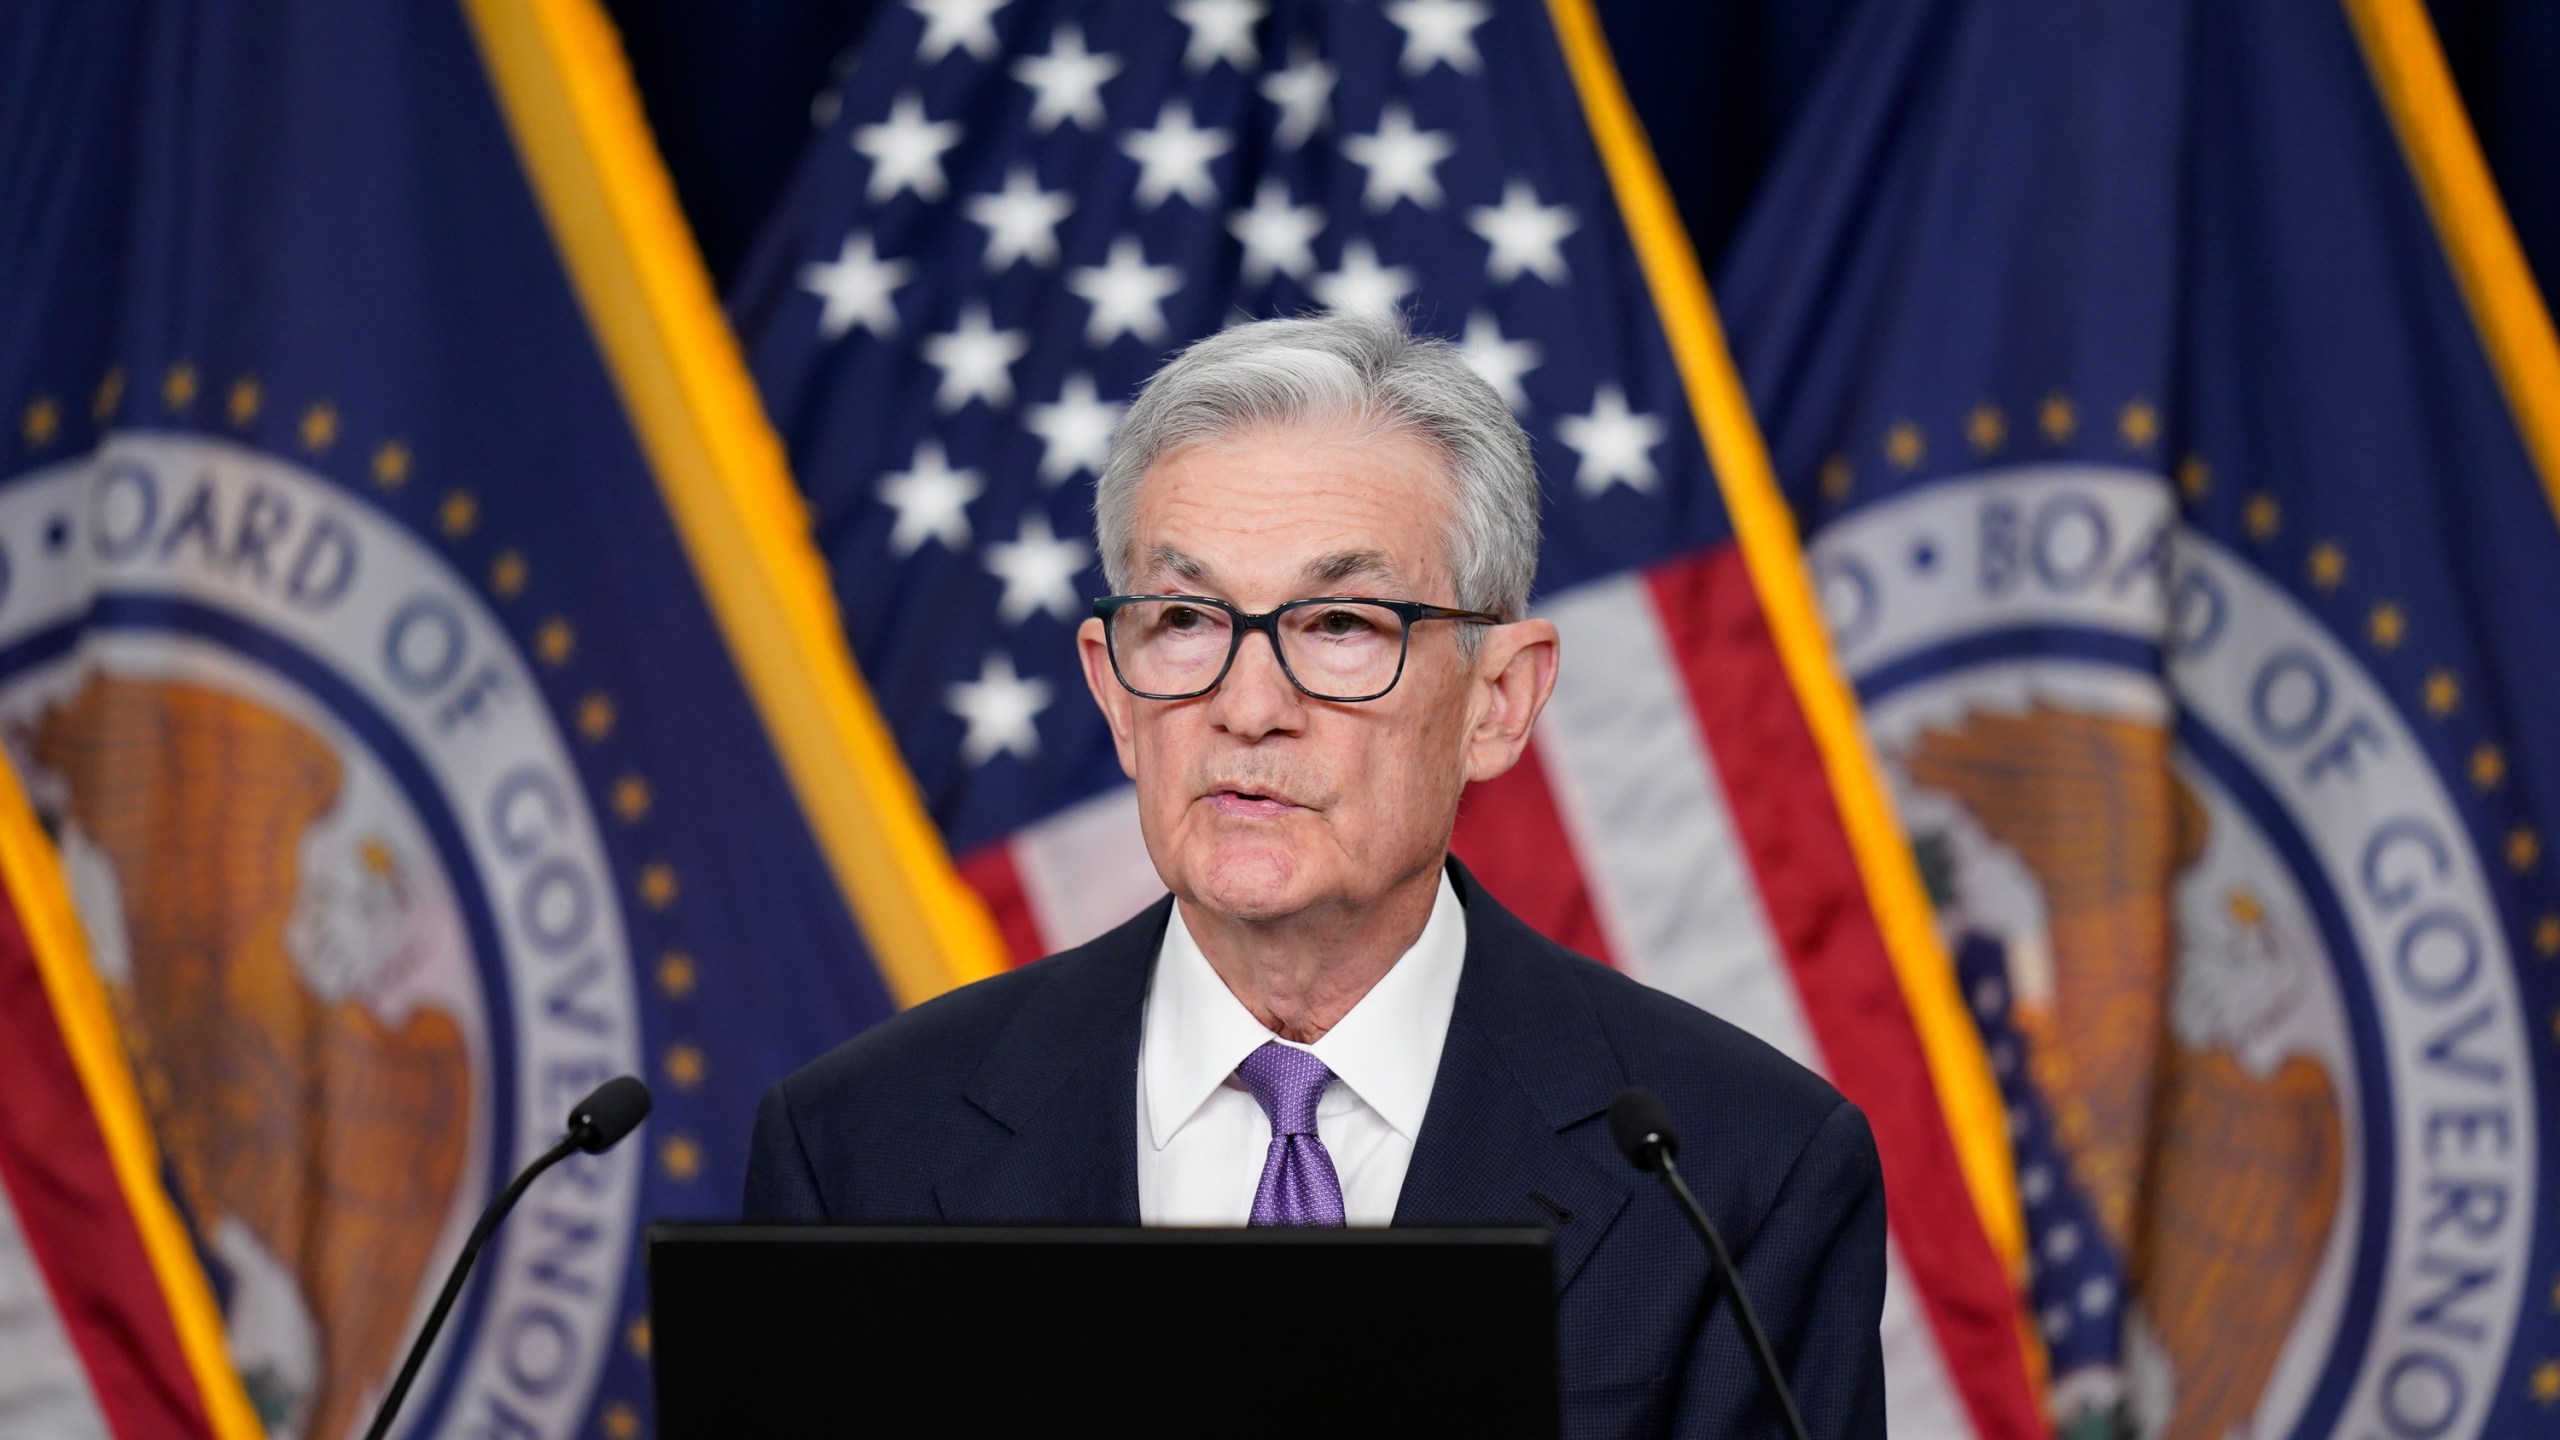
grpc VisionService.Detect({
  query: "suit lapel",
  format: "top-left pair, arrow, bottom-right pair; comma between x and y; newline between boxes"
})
933,899 -> 1166,1224
1394,862 -> 1631,1293
930,866 -> 1635,1265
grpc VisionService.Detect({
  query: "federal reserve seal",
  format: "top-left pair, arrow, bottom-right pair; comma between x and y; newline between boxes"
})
1813,467 -> 2537,1439
0,432 -> 642,1440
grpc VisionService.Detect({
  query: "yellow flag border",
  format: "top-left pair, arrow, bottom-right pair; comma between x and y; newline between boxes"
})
0,753 -> 264,1439
2345,0 -> 2560,526
458,0 -> 1008,1007
1542,0 -> 2026,1274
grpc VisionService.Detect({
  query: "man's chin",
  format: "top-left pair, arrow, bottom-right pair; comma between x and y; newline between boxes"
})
1182,844 -> 1324,924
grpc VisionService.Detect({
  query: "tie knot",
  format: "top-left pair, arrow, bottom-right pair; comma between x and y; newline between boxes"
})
1235,1041 -> 1332,1136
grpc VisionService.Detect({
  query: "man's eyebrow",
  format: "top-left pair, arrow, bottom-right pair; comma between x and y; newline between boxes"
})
1136,546 -> 1405,594
1143,545 -> 1211,586
1303,550 -> 1401,589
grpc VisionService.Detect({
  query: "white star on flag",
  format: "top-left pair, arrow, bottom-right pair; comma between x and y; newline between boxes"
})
921,304 -> 1031,411
965,166 -> 1074,270
879,440 -> 984,554
985,511 -> 1095,624
853,93 -> 963,202
1386,0 -> 1491,74
1173,0 -> 1265,72
1070,236 -> 1184,345
1260,43 -> 1335,149
1558,383 -> 1667,496
1229,179 -> 1325,284
1122,99 -> 1232,210
1313,240 -> 1416,318
1026,373 -> 1122,485
948,651 -> 1054,764
799,232 -> 910,340
1012,24 -> 1120,132
908,0 -> 1009,64
1469,180 -> 1577,285
1460,311 -> 1540,411
1343,104 -> 1455,211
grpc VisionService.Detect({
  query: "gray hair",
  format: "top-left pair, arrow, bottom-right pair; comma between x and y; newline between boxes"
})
1094,312 -> 1541,623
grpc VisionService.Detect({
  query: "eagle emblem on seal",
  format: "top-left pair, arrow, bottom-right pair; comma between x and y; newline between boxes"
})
30,672 -> 473,1440
1907,701 -> 2344,1437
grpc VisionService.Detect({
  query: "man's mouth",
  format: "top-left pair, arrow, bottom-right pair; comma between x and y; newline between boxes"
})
1207,786 -> 1304,818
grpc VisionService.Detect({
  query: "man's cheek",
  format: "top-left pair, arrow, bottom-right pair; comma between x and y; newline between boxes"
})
1132,714 -> 1188,781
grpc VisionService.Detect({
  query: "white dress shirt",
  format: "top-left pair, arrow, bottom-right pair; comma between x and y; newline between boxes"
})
1135,872 -> 1467,1226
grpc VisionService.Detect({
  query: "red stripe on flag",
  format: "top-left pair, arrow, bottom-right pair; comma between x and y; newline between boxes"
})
0,885 -> 214,1439
1647,545 -> 2043,1439
1452,743 -> 1615,966
958,840 -> 1047,967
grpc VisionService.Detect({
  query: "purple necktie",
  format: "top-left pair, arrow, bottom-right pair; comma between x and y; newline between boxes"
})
1236,1041 -> 1347,1227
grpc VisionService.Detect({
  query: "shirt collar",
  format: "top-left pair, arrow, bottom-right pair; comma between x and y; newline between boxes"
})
1142,870 -> 1467,1150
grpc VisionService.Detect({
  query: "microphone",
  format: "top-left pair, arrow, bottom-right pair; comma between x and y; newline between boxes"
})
567,1074 -> 654,1154
1608,1088 -> 1811,1440
363,1076 -> 653,1440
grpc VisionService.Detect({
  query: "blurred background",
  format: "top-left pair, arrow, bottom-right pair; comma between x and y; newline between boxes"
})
2,1 -> 2556,1438
605,0 -> 2560,306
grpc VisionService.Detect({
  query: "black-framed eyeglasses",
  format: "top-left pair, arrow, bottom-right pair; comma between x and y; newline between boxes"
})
1092,594 -> 1503,702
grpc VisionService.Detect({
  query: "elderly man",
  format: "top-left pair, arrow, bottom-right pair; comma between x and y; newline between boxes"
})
746,313 -> 1887,1436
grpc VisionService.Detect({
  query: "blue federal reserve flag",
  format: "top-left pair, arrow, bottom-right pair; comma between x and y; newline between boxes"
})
0,3 -> 983,1436
1722,0 -> 2560,1433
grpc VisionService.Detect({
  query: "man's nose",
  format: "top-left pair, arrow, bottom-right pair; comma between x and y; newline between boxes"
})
1207,626 -> 1305,739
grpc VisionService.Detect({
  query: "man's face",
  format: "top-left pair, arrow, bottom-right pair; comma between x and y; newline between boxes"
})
1078,421 -> 1557,927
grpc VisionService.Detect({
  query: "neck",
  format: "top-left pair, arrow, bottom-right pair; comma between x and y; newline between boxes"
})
1182,862 -> 1444,1044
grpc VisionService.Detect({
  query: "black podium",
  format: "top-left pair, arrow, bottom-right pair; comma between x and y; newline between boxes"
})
649,1224 -> 1560,1437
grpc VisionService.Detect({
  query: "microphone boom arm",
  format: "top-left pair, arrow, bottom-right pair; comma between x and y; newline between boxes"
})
361,1134 -> 577,1440
362,1074 -> 652,1440
1654,1149 -> 1813,1440
1610,1086 -> 1813,1440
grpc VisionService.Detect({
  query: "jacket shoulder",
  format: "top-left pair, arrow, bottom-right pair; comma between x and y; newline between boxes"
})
1567,951 -> 1847,1126
767,897 -> 1167,1114
1469,889 -> 1858,1192
1543,940 -> 1878,1257
745,899 -> 1168,1220
769,957 -> 1046,1113
1460,868 -> 1847,1137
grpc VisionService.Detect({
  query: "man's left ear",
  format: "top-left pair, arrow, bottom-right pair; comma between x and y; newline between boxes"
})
1461,618 -> 1560,784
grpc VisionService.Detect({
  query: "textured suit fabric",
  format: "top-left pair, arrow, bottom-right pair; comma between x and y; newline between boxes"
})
746,860 -> 1888,1439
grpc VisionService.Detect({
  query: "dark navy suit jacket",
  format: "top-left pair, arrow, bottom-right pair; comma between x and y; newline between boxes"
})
746,860 -> 1888,1438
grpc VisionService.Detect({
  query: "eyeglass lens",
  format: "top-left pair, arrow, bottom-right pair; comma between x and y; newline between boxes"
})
1108,599 -> 1407,699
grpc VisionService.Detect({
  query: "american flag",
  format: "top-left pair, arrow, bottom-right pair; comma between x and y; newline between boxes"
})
729,2 -> 2040,1434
